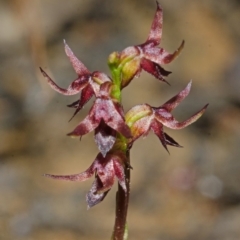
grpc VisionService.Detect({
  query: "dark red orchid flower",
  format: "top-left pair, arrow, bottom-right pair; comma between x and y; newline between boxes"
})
119,2 -> 184,88
40,40 -> 111,120
41,1 -> 208,215
44,151 -> 127,208
68,82 -> 132,156
125,81 -> 208,152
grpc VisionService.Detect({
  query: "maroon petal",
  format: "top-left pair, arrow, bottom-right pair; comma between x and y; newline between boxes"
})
67,114 -> 99,137
112,155 -> 127,192
64,40 -> 90,76
68,87 -> 111,137
86,176 -> 109,209
151,121 -> 182,152
161,40 -> 185,64
150,120 -> 169,152
155,104 -> 209,129
164,132 -> 182,148
106,114 -> 132,139
94,121 -> 117,157
141,58 -> 171,84
145,1 -> 163,46
143,41 -> 184,65
67,100 -> 79,108
95,98 -> 131,138
94,152 -> 127,194
68,84 -> 131,138
96,173 -> 115,194
94,154 -> 116,193
68,85 -> 94,121
40,67 -> 88,95
43,162 -> 95,182
162,81 -> 192,112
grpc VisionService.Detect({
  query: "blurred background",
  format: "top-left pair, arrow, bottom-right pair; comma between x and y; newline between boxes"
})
0,0 -> 240,239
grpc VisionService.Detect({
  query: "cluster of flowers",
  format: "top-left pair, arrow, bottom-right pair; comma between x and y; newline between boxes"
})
41,2 -> 207,208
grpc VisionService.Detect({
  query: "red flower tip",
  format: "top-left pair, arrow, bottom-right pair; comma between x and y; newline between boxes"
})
161,80 -> 192,112
63,39 -> 90,76
40,67 -> 89,96
44,152 -> 127,208
146,1 -> 163,46
67,84 -> 94,122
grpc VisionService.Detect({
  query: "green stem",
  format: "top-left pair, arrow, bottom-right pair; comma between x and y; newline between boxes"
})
111,150 -> 130,240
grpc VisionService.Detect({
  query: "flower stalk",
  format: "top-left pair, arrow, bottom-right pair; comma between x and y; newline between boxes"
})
111,150 -> 130,240
40,2 -> 208,240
